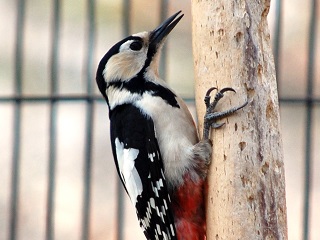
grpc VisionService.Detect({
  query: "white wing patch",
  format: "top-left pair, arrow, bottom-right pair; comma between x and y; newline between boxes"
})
115,138 -> 142,205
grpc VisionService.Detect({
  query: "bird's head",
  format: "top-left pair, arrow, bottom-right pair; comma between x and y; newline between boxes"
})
96,11 -> 183,99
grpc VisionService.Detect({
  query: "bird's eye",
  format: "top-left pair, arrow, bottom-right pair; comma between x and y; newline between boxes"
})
129,41 -> 143,51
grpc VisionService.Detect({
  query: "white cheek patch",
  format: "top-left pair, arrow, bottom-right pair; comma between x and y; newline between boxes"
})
103,38 -> 148,83
115,138 -> 142,205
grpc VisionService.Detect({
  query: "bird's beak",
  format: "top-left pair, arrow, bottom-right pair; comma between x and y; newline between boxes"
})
149,11 -> 184,49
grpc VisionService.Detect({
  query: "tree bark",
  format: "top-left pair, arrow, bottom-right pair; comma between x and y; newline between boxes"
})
191,0 -> 288,239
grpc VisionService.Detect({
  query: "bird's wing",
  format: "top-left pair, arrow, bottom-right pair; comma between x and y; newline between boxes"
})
110,104 -> 177,240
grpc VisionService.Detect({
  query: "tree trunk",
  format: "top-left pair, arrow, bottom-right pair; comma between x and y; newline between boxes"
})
191,0 -> 288,239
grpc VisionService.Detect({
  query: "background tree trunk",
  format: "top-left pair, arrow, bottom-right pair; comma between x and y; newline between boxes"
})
191,0 -> 288,239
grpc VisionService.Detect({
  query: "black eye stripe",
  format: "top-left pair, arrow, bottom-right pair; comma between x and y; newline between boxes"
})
130,41 -> 143,51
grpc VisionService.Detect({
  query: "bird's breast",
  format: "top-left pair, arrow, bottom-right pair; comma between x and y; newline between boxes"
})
135,93 -> 198,187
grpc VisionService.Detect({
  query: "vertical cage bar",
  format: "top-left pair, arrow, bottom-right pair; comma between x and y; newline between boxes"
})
9,0 -> 25,239
114,1 -> 131,239
115,179 -> 125,240
159,0 -> 169,79
122,0 -> 131,38
81,0 -> 96,239
46,0 -> 61,239
273,0 -> 282,90
303,0 -> 317,239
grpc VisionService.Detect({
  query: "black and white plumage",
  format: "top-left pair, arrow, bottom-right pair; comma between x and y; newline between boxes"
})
96,10 -> 247,240
109,104 -> 176,239
96,12 -> 188,239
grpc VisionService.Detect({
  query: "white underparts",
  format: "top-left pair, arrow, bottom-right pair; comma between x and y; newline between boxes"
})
135,93 -> 198,188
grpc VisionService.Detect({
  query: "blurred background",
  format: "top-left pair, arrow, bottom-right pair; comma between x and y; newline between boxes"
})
0,0 -> 319,239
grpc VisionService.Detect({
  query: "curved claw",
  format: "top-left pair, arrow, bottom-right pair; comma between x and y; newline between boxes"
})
205,87 -> 218,97
220,87 -> 236,94
204,87 -> 218,108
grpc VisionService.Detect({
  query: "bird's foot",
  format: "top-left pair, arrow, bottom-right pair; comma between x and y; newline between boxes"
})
202,87 -> 248,140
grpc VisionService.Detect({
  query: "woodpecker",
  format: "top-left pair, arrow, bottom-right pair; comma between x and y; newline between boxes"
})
96,11 -> 247,240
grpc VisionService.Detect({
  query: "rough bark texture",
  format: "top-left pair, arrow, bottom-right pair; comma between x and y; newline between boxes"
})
191,0 -> 288,239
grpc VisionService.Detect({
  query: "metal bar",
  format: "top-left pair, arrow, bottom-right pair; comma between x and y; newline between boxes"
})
273,0 -> 282,90
0,95 -> 101,102
303,0 -> 317,239
279,98 -> 320,104
114,1 -> 132,239
9,104 -> 22,240
81,0 -> 96,239
82,103 -> 94,240
46,0 -> 61,239
159,0 -> 169,79
47,100 -> 58,240
116,181 -> 125,240
122,0 -> 131,36
9,0 -> 25,239
1,96 -> 320,104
